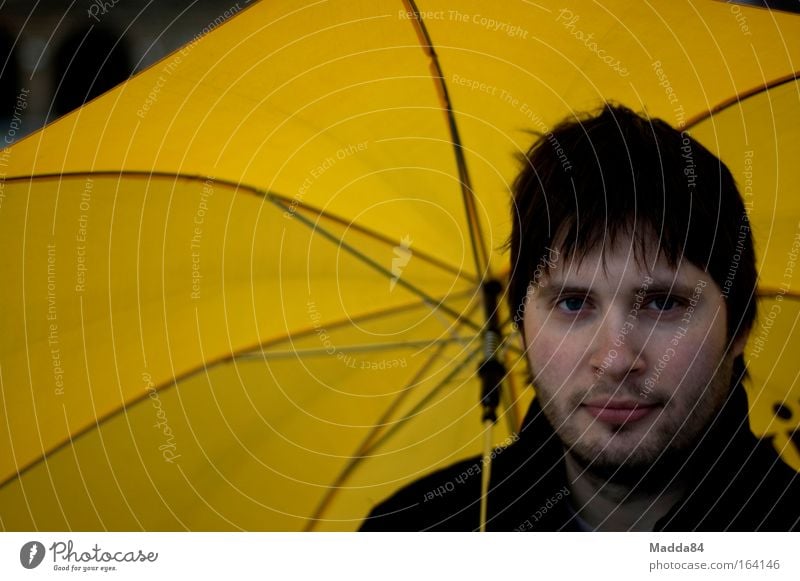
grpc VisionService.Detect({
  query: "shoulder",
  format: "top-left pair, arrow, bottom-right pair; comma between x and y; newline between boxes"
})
690,437 -> 800,531
745,440 -> 800,530
359,456 -> 485,531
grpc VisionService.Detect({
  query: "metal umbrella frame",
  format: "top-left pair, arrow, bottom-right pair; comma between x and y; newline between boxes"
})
1,0 -> 799,531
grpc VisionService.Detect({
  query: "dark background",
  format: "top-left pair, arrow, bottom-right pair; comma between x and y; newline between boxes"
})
0,0 -> 252,140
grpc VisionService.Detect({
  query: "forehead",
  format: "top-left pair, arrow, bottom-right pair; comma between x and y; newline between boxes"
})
541,233 -> 705,288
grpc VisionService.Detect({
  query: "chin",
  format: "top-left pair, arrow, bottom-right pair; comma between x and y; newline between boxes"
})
569,429 -> 690,486
576,435 -> 658,466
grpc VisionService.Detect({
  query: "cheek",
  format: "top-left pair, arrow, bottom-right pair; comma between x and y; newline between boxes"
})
524,320 -> 561,371
660,324 -> 728,385
527,334 -> 557,367
525,312 -> 594,369
525,325 -> 584,390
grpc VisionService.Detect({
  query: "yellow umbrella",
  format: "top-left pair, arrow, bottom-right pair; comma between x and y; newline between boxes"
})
1,0 -> 799,531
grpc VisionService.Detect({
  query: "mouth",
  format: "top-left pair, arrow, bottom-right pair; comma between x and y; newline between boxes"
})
581,399 -> 660,425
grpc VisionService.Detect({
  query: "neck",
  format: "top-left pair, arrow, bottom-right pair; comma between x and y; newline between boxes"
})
564,452 -> 687,531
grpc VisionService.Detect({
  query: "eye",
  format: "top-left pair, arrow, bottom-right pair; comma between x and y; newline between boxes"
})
556,296 -> 588,312
646,295 -> 683,312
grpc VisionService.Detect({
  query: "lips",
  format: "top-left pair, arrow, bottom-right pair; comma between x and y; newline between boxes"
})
581,399 -> 659,424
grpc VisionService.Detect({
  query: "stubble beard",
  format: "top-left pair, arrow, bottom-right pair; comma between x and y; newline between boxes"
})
537,362 -> 733,489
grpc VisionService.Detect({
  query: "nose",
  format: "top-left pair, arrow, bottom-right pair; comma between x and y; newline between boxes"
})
587,307 -> 645,380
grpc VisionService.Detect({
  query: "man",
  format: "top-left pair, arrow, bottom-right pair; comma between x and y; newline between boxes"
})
360,104 -> 800,531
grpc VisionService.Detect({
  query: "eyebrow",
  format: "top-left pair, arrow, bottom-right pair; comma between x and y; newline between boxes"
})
534,284 -> 589,301
643,280 -> 701,298
535,280 -> 701,299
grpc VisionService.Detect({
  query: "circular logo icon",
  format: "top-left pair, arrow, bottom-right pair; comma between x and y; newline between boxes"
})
20,541 -> 46,569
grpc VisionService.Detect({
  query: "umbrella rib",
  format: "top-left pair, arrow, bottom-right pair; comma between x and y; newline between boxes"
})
305,342 -> 485,530
0,290 -> 477,491
402,0 -> 492,282
269,192 -> 477,283
683,72 -> 800,129
237,337 -> 475,360
303,337 -> 458,530
260,286 -> 481,349
756,288 -> 800,301
304,298 -> 482,529
6,171 -> 478,284
366,344 -> 485,452
266,193 -> 482,332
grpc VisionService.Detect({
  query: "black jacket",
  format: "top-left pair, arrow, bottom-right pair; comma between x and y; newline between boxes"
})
360,384 -> 800,531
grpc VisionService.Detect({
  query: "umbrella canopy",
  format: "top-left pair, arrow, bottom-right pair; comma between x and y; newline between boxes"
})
1,0 -> 799,531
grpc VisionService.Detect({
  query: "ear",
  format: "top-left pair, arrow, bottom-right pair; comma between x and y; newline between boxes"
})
516,322 -> 527,348
730,326 -> 751,358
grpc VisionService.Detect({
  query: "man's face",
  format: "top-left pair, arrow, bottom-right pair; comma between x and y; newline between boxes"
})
522,233 -> 748,476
